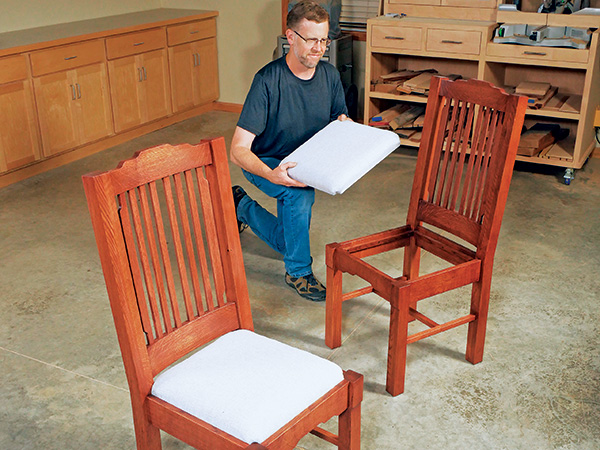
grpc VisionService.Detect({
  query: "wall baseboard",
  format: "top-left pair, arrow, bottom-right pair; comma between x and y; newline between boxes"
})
213,102 -> 243,114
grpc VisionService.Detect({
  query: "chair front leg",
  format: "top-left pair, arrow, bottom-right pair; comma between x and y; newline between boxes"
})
325,264 -> 344,349
338,371 -> 363,450
466,277 -> 491,364
133,405 -> 162,450
386,284 -> 411,396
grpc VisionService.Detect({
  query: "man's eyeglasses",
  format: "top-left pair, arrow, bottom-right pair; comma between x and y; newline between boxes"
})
293,30 -> 331,47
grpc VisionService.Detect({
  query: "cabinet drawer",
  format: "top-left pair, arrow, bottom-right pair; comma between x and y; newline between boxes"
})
30,40 -> 105,77
106,28 -> 166,60
426,29 -> 481,55
0,54 -> 28,84
486,43 -> 589,65
371,26 -> 423,51
167,19 -> 217,46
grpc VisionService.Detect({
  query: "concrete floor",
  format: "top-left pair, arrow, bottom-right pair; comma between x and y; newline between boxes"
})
1,110 -> 599,450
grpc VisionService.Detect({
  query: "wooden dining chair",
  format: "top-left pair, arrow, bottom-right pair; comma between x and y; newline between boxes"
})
325,77 -> 527,396
82,138 -> 363,449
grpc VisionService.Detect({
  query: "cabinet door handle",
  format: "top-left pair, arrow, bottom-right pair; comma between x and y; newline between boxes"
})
385,36 -> 404,40
133,42 -> 144,46
64,55 -> 78,61
192,53 -> 197,66
441,40 -> 463,44
195,53 -> 200,66
138,68 -> 143,82
143,66 -> 147,81
70,84 -> 76,100
76,83 -> 81,99
524,51 -> 547,56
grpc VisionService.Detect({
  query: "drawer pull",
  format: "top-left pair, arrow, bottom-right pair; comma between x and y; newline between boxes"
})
190,30 -> 199,34
385,36 -> 404,40
441,40 -> 463,44
524,51 -> 547,56
64,55 -> 78,61
133,42 -> 145,46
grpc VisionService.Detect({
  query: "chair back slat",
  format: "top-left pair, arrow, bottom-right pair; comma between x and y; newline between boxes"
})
194,168 -> 227,307
83,139 -> 254,384
458,105 -> 489,218
140,182 -> 178,332
447,100 -> 474,211
412,77 -> 527,253
118,192 -> 159,344
183,169 -> 217,313
161,175 -> 192,325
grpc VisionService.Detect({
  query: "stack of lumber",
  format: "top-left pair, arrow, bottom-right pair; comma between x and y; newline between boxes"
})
518,122 -> 569,157
514,81 -> 581,112
372,69 -> 462,96
369,104 -> 426,141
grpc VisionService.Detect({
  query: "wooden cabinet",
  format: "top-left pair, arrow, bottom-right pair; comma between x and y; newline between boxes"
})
107,29 -> 171,133
167,18 -> 219,113
0,55 -> 41,172
364,16 -> 493,150
0,9 -> 218,187
31,41 -> 113,156
365,8 -> 600,176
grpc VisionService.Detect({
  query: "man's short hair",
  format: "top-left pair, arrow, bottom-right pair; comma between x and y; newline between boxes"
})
287,1 -> 329,30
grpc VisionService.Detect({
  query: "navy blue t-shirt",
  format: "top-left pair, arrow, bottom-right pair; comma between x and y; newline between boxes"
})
237,56 -> 347,160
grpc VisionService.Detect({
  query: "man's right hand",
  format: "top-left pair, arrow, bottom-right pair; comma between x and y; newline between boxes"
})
268,162 -> 307,187
230,126 -> 307,188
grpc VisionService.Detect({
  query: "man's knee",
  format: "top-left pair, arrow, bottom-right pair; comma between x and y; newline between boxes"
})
281,187 -> 315,209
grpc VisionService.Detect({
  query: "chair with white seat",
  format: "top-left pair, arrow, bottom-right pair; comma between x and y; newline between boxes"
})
83,138 -> 363,449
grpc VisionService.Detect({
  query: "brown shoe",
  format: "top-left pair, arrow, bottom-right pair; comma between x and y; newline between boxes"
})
285,272 -> 326,302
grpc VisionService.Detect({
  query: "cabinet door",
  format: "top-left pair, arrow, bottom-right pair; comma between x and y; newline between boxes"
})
169,42 -> 196,112
169,38 -> 219,113
108,50 -> 170,133
0,80 -> 41,172
108,55 -> 145,133
73,63 -> 114,145
33,71 -> 79,156
140,49 -> 171,123
194,38 -> 219,106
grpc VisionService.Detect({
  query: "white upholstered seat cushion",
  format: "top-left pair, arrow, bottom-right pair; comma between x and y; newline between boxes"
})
151,329 -> 345,444
280,120 -> 400,195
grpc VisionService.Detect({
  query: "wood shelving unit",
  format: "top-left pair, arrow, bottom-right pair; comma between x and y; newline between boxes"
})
365,1 -> 600,179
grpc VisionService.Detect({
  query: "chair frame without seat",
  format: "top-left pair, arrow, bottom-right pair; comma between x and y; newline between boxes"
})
83,138 -> 363,449
325,76 -> 527,396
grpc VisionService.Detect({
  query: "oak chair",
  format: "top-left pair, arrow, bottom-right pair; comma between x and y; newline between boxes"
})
83,138 -> 363,449
325,77 -> 527,396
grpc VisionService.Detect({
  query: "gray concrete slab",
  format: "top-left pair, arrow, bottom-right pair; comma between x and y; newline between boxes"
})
1,111 -> 599,449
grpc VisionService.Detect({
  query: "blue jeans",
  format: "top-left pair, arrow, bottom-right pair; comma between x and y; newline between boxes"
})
237,157 -> 315,277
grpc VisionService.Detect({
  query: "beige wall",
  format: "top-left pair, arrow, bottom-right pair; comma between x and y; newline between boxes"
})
162,0 -> 282,104
0,0 -> 160,33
